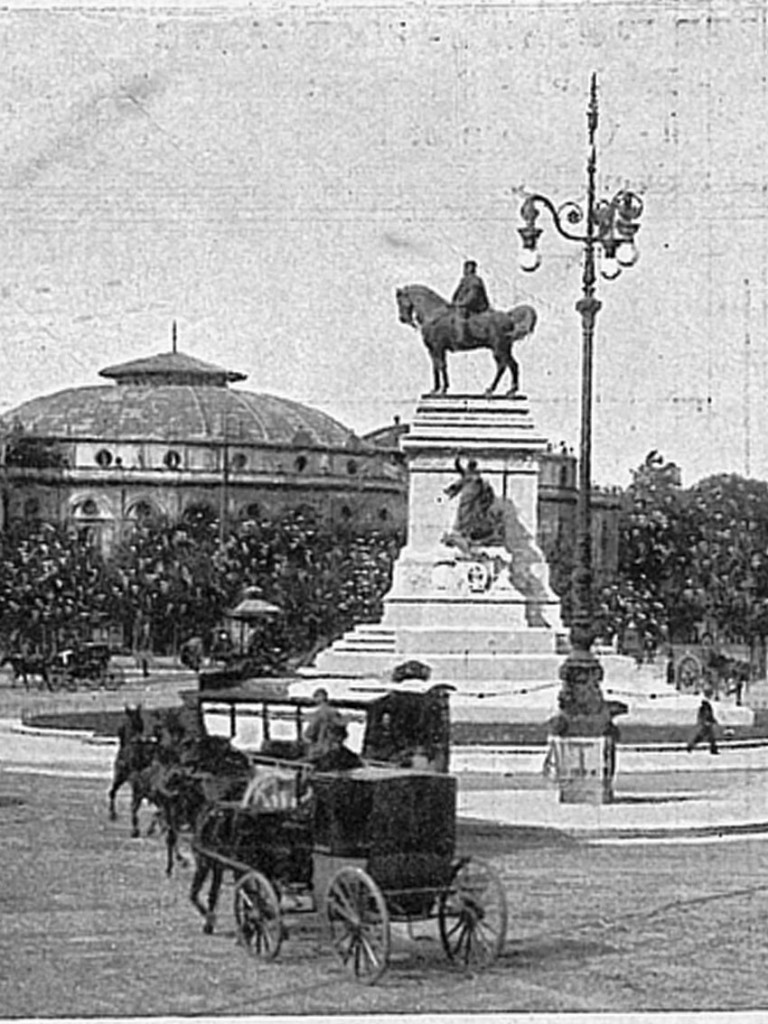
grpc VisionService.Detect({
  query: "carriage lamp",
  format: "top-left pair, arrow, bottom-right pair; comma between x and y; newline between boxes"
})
515,72 -> 645,708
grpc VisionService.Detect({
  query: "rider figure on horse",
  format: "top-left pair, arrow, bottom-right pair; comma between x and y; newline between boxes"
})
451,260 -> 490,346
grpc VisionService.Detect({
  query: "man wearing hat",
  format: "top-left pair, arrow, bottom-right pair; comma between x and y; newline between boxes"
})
451,259 -> 490,347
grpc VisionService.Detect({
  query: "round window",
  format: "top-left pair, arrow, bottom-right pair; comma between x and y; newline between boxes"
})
164,450 -> 181,470
95,449 -> 113,468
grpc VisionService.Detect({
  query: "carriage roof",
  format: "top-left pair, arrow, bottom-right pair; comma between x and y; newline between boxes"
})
188,680 -> 452,714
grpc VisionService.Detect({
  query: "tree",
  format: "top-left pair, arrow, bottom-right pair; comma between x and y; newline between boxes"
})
685,474 -> 768,670
596,450 -> 692,651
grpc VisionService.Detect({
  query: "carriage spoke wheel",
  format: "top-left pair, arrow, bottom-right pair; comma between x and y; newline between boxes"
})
676,654 -> 703,694
234,870 -> 283,960
438,857 -> 508,970
325,866 -> 390,985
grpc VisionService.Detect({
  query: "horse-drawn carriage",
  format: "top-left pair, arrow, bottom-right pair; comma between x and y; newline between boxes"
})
192,685 -> 506,982
111,683 -> 508,983
5,642 -> 126,691
671,641 -> 751,700
48,642 -> 126,691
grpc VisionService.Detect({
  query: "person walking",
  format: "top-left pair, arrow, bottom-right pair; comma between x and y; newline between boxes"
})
686,689 -> 719,755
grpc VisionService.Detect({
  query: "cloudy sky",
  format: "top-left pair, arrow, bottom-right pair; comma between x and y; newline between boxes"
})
1,1 -> 766,486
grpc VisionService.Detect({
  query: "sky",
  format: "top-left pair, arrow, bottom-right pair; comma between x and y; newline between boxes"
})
1,0 -> 767,487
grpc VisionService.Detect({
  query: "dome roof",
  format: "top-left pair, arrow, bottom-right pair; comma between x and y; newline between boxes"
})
99,350 -> 247,387
2,350 -> 361,450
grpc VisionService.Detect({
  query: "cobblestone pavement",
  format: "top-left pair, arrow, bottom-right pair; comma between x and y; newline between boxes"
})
2,770 -> 768,1017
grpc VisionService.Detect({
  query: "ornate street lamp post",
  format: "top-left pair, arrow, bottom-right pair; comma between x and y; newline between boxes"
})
518,74 -> 644,736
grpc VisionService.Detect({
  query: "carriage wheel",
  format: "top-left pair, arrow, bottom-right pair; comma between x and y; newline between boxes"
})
325,866 -> 390,985
234,870 -> 283,960
676,654 -> 703,693
47,667 -> 67,692
438,857 -> 508,969
104,664 -> 126,691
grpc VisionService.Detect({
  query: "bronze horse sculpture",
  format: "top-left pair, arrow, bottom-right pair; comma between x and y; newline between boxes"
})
395,284 -> 537,396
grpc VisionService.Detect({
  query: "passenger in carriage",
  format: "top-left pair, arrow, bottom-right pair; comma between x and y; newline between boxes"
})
312,722 -> 364,773
303,687 -> 347,761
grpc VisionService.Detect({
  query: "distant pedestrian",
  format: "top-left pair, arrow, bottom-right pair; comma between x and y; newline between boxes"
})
686,689 -> 719,755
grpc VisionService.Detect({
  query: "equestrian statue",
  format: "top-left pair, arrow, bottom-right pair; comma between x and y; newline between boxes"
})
395,260 -> 537,396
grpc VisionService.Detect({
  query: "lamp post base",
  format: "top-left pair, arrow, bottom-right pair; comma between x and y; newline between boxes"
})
548,649 -> 617,804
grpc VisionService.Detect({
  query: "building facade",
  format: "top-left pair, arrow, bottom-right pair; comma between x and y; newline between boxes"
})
1,350 -> 619,582
0,349 -> 405,552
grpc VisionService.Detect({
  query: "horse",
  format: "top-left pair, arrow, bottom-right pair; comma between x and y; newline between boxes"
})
188,758 -> 309,935
2,651 -> 50,690
395,284 -> 537,396
108,704 -> 161,838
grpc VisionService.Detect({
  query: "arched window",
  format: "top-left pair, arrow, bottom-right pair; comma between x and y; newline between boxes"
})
164,449 -> 182,470
347,459 -> 358,476
340,505 -> 353,520
182,503 -> 216,529
230,452 -> 247,472
378,508 -> 390,522
128,500 -> 155,523
294,455 -> 308,473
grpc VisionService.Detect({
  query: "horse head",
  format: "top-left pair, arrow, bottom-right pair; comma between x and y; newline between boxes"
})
396,284 -> 451,329
395,287 -> 417,328
505,304 -> 537,341
123,704 -> 145,741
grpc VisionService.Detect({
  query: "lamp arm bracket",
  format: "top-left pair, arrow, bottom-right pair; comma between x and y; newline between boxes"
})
523,193 -> 589,245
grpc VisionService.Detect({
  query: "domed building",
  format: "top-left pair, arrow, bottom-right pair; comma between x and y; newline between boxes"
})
0,346 -> 405,551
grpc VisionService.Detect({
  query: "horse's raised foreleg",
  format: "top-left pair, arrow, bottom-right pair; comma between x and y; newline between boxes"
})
108,760 -> 130,821
108,778 -> 121,821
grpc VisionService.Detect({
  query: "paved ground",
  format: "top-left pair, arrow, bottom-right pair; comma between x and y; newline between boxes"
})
4,669 -> 768,1016
3,771 -> 768,1017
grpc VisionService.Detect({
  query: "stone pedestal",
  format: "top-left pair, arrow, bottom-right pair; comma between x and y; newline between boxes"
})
313,394 -> 566,686
553,736 -> 613,803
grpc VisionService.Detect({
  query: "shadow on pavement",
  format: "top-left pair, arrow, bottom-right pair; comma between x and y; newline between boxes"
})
458,818 -> 581,853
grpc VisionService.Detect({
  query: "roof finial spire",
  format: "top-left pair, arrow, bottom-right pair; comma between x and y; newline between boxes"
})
171,320 -> 178,354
